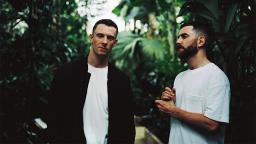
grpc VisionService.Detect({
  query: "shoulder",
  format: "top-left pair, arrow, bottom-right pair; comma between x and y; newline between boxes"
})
54,58 -> 86,76
207,63 -> 230,86
175,70 -> 188,80
108,63 -> 130,81
58,58 -> 84,71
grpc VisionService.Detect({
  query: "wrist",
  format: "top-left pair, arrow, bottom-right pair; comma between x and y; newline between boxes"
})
168,101 -> 177,116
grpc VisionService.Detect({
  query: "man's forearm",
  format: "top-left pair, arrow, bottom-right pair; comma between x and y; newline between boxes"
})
170,107 -> 220,132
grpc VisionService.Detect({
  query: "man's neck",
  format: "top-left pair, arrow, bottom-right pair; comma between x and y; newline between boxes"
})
187,50 -> 210,69
88,51 -> 109,68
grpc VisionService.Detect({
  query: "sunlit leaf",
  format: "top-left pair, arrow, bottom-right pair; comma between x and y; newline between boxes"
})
141,38 -> 165,60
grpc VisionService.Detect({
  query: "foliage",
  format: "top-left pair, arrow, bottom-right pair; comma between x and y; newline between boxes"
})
112,0 -> 255,143
0,0 -> 88,143
112,0 -> 186,142
0,0 -> 255,143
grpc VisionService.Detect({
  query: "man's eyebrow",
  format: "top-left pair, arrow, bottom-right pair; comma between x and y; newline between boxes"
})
95,32 -> 115,37
178,33 -> 189,38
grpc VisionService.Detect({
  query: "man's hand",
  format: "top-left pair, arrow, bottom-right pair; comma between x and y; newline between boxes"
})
161,87 -> 176,103
155,100 -> 175,114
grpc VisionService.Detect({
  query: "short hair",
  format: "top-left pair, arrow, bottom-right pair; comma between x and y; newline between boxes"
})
180,21 -> 212,45
92,19 -> 118,36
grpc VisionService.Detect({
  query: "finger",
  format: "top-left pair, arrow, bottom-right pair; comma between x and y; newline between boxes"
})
162,90 -> 171,96
162,92 -> 174,100
162,93 -> 170,99
155,102 -> 164,110
165,87 -> 172,92
155,100 -> 165,106
165,87 -> 175,96
155,100 -> 162,104
172,88 -> 176,94
171,88 -> 176,101
162,96 -> 171,101
155,103 -> 165,111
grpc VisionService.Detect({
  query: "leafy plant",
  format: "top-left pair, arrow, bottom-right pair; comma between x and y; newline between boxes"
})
112,0 -> 255,143
112,1 -> 187,142
0,0 -> 88,143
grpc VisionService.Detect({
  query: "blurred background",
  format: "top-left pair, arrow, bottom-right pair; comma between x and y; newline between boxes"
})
0,0 -> 255,143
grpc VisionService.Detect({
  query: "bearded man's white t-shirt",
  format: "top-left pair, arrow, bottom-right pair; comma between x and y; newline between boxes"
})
169,63 -> 230,144
83,64 -> 108,144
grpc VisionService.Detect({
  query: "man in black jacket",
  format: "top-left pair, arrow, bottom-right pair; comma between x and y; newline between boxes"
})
46,19 -> 135,144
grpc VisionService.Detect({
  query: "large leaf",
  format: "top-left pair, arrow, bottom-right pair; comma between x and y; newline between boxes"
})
112,0 -> 127,16
224,3 -> 239,32
124,6 -> 148,22
196,0 -> 218,19
178,1 -> 217,21
126,6 -> 141,20
113,32 -> 166,61
141,38 -> 165,60
112,31 -> 141,60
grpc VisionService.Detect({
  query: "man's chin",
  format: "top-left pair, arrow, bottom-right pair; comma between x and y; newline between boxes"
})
177,53 -> 191,63
97,53 -> 107,56
97,51 -> 109,56
178,57 -> 188,63
98,49 -> 108,54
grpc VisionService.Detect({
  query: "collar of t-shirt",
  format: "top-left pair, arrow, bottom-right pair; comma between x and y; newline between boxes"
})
87,63 -> 108,77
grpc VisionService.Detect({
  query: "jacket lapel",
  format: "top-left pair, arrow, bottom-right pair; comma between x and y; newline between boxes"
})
78,57 -> 90,143
79,58 -> 90,108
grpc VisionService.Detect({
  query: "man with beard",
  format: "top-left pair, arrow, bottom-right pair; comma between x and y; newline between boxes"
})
155,22 -> 230,144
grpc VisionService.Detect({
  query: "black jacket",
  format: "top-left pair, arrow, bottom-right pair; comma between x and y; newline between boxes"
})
46,57 -> 135,144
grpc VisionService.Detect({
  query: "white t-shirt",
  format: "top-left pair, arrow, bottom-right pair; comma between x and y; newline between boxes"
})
169,63 -> 230,144
83,64 -> 108,144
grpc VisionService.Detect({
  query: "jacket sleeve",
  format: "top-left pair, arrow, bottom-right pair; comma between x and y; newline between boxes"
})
124,77 -> 136,143
45,70 -> 62,142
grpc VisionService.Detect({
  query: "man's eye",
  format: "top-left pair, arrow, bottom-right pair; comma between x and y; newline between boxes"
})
95,33 -> 115,41
181,34 -> 188,39
96,33 -> 104,38
107,36 -> 115,41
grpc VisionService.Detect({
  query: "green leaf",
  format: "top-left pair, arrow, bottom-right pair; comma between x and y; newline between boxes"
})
112,0 -> 127,16
178,1 -> 217,21
126,6 -> 141,20
141,38 -> 165,60
113,32 -> 140,60
196,0 -> 218,19
225,3 -> 238,32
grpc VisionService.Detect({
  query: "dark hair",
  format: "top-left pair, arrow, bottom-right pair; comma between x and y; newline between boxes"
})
92,19 -> 118,36
180,21 -> 212,46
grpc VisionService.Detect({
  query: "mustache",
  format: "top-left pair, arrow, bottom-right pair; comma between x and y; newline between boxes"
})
176,44 -> 184,49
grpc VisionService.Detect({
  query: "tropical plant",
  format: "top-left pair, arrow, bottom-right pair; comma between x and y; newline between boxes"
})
112,0 -> 186,142
112,0 -> 255,143
0,0 -> 88,143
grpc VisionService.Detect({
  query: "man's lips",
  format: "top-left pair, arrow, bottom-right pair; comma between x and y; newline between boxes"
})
98,47 -> 108,52
176,47 -> 184,51
98,46 -> 107,49
176,44 -> 183,49
98,47 -> 107,50
176,45 -> 184,51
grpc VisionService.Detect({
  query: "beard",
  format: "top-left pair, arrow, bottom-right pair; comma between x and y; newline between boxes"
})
176,44 -> 198,62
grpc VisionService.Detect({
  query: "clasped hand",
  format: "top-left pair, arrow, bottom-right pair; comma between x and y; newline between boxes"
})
155,87 -> 176,114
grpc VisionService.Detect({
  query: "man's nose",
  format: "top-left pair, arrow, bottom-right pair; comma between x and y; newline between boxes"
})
102,36 -> 108,44
176,37 -> 182,45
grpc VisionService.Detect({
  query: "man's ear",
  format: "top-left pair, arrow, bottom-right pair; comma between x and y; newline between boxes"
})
197,36 -> 206,48
89,34 -> 93,43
